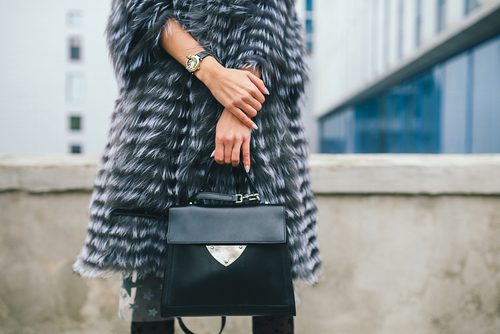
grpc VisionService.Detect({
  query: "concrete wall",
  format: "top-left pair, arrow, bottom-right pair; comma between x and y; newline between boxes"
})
0,154 -> 499,334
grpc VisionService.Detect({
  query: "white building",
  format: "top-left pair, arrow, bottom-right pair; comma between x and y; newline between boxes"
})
0,1 -> 317,155
0,1 -> 118,155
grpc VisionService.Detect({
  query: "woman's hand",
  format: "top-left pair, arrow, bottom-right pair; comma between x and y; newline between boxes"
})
211,107 -> 253,172
196,58 -> 269,130
159,18 -> 267,130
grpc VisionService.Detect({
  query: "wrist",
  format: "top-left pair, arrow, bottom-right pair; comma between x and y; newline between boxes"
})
194,56 -> 224,85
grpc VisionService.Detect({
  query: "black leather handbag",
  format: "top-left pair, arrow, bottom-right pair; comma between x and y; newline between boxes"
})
160,158 -> 296,333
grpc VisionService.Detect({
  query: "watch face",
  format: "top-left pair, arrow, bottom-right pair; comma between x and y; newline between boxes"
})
186,56 -> 200,72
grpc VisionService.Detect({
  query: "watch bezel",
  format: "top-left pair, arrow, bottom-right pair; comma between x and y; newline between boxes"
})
186,55 -> 202,72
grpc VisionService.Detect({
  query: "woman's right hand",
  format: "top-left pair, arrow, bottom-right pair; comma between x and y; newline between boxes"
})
211,107 -> 253,171
195,57 -> 269,129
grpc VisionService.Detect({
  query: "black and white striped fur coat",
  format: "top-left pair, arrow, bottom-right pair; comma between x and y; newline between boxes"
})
72,0 -> 322,286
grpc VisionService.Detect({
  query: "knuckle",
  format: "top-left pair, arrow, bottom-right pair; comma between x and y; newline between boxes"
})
229,100 -> 237,108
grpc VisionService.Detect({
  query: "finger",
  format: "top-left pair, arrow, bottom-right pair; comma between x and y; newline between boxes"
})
214,138 -> 224,164
241,95 -> 262,115
224,139 -> 233,164
242,136 -> 251,173
231,137 -> 243,167
227,105 -> 258,130
236,98 -> 258,118
247,83 -> 266,105
247,72 -> 269,97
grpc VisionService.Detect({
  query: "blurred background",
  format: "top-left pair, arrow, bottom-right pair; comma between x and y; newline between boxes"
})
310,0 -> 500,154
1,0 -> 499,155
0,0 -> 499,333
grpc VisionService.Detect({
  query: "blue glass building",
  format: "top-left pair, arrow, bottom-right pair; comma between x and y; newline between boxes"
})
318,4 -> 500,154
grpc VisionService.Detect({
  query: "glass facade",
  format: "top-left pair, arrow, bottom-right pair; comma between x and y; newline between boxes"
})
305,0 -> 314,54
319,34 -> 500,153
465,0 -> 483,15
415,0 -> 422,48
436,0 -> 447,33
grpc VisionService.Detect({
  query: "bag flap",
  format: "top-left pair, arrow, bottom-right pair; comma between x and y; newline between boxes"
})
167,205 -> 286,244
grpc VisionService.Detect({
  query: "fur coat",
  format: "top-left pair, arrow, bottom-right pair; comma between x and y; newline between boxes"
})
72,0 -> 322,286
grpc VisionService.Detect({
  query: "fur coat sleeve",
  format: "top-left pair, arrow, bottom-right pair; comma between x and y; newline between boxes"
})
105,0 -> 178,90
72,0 -> 322,286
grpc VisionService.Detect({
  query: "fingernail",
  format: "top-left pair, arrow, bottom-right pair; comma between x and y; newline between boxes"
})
210,150 -> 215,157
264,88 -> 270,95
245,165 -> 250,173
252,123 -> 259,130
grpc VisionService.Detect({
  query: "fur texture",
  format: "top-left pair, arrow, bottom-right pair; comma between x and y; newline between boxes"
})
72,0 -> 322,286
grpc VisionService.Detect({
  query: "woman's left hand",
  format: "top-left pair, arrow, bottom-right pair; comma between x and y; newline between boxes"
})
211,107 -> 252,172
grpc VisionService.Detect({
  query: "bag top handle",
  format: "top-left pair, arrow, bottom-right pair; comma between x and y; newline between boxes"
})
202,158 -> 259,193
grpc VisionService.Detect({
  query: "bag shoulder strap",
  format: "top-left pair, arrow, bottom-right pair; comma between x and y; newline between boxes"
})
177,316 -> 226,334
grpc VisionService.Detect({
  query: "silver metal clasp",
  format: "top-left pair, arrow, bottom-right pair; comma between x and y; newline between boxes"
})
235,194 -> 243,203
235,193 -> 260,203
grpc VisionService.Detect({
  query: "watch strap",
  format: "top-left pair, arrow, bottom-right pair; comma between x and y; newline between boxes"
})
186,49 -> 222,74
196,50 -> 211,60
198,49 -> 222,63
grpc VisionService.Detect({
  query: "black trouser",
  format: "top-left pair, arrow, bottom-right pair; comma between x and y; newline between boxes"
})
131,315 -> 294,334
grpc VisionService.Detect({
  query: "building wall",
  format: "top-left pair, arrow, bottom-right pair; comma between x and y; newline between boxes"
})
0,1 -> 320,155
313,0 -> 490,116
0,0 -> 118,155
316,0 -> 500,153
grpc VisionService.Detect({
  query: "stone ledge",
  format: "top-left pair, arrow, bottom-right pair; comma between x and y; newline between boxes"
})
1,154 -> 500,194
310,154 -> 500,195
0,154 -> 100,193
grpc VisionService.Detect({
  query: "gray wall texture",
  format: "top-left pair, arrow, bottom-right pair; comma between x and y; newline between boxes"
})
1,154 -> 499,334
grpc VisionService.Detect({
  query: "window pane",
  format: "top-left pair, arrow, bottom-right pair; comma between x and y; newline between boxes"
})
354,98 -> 382,153
415,0 -> 422,48
436,0 -> 447,33
69,115 -> 82,131
412,70 -> 440,153
471,36 -> 500,152
397,0 -> 404,59
66,73 -> 85,105
69,37 -> 82,61
305,18 -> 313,34
70,144 -> 82,154
306,0 -> 313,11
384,84 -> 413,152
67,10 -> 83,28
440,53 -> 468,153
320,108 -> 354,153
465,0 -> 483,15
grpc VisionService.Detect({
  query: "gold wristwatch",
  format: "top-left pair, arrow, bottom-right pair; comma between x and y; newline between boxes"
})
185,50 -> 214,74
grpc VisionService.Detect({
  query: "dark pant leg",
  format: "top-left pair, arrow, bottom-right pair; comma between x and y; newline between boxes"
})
252,315 -> 294,334
130,319 -> 175,334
